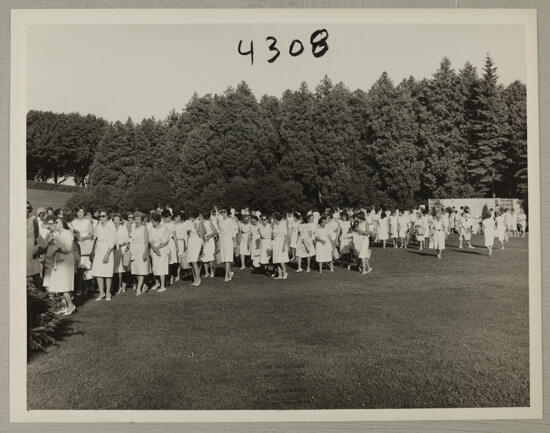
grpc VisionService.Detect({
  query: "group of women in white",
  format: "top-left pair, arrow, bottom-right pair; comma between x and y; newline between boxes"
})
27,201 -> 528,315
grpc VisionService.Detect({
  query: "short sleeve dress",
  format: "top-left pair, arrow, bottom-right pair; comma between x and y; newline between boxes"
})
315,225 -> 333,263
91,221 -> 116,278
130,224 -> 151,276
149,224 -> 170,276
43,229 -> 74,293
272,221 -> 289,264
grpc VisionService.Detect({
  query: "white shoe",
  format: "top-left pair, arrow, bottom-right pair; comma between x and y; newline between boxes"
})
157,287 -> 167,293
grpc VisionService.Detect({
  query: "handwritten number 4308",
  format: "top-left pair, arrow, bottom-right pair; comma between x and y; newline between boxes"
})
238,29 -> 329,65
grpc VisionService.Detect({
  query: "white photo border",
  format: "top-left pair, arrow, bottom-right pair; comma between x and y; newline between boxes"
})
9,7 -> 542,423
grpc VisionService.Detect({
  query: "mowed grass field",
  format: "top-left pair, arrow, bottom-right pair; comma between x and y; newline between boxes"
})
27,233 -> 530,410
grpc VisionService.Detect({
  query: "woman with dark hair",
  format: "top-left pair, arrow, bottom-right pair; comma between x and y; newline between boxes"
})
259,214 -> 273,276
495,208 -> 506,250
186,212 -> 204,286
430,210 -> 446,260
218,208 -> 236,282
174,210 -> 190,281
271,212 -> 289,279
71,206 -> 95,295
482,204 -> 496,256
162,210 -> 180,285
238,214 -> 252,270
296,212 -> 315,273
43,217 -> 77,315
201,211 -> 217,278
315,216 -> 334,273
149,212 -> 170,292
113,213 -> 130,294
130,211 -> 150,296
91,210 -> 116,301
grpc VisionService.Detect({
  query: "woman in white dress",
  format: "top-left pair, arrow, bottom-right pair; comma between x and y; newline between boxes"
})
174,211 -> 190,280
295,213 -> 312,273
91,210 -> 116,301
338,212 -> 352,268
430,210 -> 446,259
162,210 -> 180,284
271,213 -> 289,279
43,217 -> 76,315
259,215 -> 273,275
186,214 -> 204,286
378,210 -> 389,249
315,216 -> 334,273
112,213 -> 130,294
356,214 -> 373,274
71,207 -> 95,295
397,210 -> 409,248
238,215 -> 252,270
458,209 -> 474,249
288,212 -> 299,262
482,205 -> 496,256
495,209 -> 506,249
218,209 -> 236,282
389,210 -> 399,248
250,215 -> 262,268
148,212 -> 170,292
518,209 -> 527,237
130,211 -> 150,296
201,212 -> 218,278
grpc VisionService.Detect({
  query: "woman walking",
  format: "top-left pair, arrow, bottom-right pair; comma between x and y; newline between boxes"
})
482,205 -> 496,256
271,212 -> 289,279
495,209 -> 506,250
218,209 -> 236,282
43,216 -> 77,315
430,210 -> 446,259
201,211 -> 217,278
148,212 -> 170,292
130,211 -> 150,296
378,210 -> 389,249
91,210 -> 116,301
315,216 -> 334,273
259,214 -> 273,276
113,213 -> 130,294
238,215 -> 252,270
71,206 -> 95,295
186,213 -> 204,286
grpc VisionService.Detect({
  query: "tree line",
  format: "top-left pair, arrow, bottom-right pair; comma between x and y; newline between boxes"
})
26,55 -> 527,214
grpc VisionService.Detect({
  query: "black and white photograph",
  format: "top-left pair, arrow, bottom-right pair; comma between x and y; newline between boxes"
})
10,7 -> 542,422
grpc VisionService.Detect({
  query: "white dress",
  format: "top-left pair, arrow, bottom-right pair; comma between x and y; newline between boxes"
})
91,221 -> 116,278
259,224 -> 273,265
186,220 -> 203,263
389,215 -> 398,237
315,225 -> 333,263
250,224 -> 261,267
357,221 -> 371,259
496,215 -> 506,242
174,222 -> 187,257
149,224 -> 170,276
378,217 -> 389,241
113,224 -> 130,273
272,221 -> 289,264
288,219 -> 299,249
43,229 -> 75,293
201,219 -> 216,262
296,223 -> 315,258
130,225 -> 150,276
219,217 -> 236,263
239,222 -> 252,256
338,220 -> 352,253
483,218 -> 496,247
165,221 -> 178,265
431,219 -> 446,250
398,215 -> 408,238
71,218 -> 94,270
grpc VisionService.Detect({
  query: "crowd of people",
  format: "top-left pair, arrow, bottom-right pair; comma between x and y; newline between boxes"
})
26,201 -> 528,316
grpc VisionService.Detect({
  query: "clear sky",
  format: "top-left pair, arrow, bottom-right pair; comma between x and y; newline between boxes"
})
27,23 -> 525,123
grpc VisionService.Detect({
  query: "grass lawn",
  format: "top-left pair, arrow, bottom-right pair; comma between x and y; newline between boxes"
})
27,233 -> 530,410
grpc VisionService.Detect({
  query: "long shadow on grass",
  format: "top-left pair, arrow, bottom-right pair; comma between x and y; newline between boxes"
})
453,248 -> 484,256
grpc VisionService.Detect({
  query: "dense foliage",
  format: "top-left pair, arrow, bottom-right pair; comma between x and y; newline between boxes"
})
28,55 -> 527,212
27,278 -> 72,359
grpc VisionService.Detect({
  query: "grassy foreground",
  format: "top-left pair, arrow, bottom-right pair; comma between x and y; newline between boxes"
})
27,234 -> 530,409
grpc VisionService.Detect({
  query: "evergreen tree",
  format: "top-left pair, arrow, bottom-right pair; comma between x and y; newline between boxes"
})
468,54 -> 511,197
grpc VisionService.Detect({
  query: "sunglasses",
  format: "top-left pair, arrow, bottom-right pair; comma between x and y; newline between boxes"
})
128,216 -> 134,219
100,215 -> 107,218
